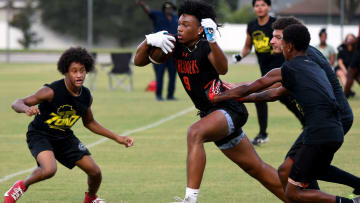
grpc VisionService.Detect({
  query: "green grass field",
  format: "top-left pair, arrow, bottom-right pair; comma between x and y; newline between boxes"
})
0,62 -> 359,203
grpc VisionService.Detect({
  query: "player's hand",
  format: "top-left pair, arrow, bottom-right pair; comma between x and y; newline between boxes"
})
222,81 -> 233,90
206,79 -> 222,103
201,18 -> 217,43
146,31 -> 175,54
25,106 -> 40,116
115,135 -> 134,148
232,54 -> 242,63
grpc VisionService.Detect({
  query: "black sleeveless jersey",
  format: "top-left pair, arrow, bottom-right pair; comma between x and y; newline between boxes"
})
173,39 -> 219,111
29,79 -> 91,138
247,16 -> 284,72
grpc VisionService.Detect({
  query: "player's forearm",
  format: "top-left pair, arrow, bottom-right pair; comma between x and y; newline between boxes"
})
134,40 -> 151,67
11,99 -> 30,113
85,120 -> 119,141
214,83 -> 252,103
240,90 -> 279,103
241,46 -> 251,58
209,42 -> 228,75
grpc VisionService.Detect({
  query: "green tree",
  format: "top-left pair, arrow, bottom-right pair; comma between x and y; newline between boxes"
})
10,0 -> 42,49
38,0 -> 170,46
37,0 -> 242,46
227,4 -> 255,23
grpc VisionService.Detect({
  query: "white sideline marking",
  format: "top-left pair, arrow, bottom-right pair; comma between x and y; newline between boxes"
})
0,107 -> 195,183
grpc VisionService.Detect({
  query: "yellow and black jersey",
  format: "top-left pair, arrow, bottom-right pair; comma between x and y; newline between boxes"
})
247,16 -> 284,74
29,79 -> 91,138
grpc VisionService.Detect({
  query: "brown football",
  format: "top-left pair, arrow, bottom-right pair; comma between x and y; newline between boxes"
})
148,40 -> 176,64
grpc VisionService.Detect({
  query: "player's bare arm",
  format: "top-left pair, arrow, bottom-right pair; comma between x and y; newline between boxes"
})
11,86 -> 54,116
240,86 -> 288,103
208,42 -> 228,75
213,68 -> 282,103
82,97 -> 134,148
242,32 -> 253,57
134,40 -> 151,67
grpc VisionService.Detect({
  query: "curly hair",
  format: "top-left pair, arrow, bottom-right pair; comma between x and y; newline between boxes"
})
272,16 -> 302,30
178,0 -> 217,26
283,24 -> 310,52
252,0 -> 271,7
57,47 -> 94,75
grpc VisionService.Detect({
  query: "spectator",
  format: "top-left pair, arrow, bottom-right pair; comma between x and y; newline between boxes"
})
334,33 -> 357,96
344,25 -> 360,98
232,0 -> 286,145
137,1 -> 178,101
315,28 -> 336,67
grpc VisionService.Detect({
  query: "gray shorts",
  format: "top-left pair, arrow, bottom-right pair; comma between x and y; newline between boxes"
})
216,110 -> 246,150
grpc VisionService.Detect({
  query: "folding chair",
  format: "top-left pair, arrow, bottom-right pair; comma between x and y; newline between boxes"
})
85,52 -> 98,91
107,53 -> 133,91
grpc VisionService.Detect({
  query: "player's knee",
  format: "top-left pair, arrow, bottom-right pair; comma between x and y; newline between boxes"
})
278,163 -> 288,180
278,159 -> 292,180
87,165 -> 102,178
187,125 -> 204,144
41,165 -> 57,179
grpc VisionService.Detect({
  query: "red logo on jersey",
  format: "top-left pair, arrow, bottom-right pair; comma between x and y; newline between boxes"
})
182,52 -> 188,57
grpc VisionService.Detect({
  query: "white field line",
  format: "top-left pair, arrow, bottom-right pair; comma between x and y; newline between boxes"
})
0,107 -> 195,183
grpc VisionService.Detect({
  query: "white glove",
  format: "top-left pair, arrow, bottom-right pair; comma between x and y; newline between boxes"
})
201,18 -> 217,43
146,31 -> 175,54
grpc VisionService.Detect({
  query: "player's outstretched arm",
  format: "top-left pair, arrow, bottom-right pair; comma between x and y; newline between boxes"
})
212,68 -> 282,103
82,97 -> 134,148
239,86 -> 288,103
11,86 -> 54,116
202,18 -> 228,75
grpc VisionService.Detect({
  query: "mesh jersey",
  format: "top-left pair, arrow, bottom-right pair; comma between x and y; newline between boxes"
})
30,79 -> 91,138
173,39 -> 219,111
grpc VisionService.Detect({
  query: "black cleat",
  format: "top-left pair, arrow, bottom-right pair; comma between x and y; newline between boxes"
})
252,133 -> 269,145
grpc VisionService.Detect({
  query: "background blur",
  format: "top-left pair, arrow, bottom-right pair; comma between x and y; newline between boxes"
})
1,1 -> 360,202
0,0 -> 359,57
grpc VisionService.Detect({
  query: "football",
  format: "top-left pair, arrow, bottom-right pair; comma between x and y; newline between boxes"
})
148,41 -> 176,64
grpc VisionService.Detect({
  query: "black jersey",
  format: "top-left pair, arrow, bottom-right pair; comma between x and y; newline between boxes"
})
173,39 -> 219,111
281,56 -> 343,144
247,16 -> 284,74
337,44 -> 356,69
29,79 -> 91,138
306,46 -> 353,123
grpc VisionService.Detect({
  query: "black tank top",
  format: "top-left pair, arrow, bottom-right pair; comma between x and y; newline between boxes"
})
29,79 -> 91,137
174,39 -> 219,111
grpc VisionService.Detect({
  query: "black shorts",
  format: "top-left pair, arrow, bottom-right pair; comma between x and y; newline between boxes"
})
27,129 -> 91,169
286,118 -> 352,160
199,99 -> 248,147
289,142 -> 342,184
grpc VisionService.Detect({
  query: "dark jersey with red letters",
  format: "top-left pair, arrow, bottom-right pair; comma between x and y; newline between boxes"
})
173,39 -> 219,111
29,79 -> 91,138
